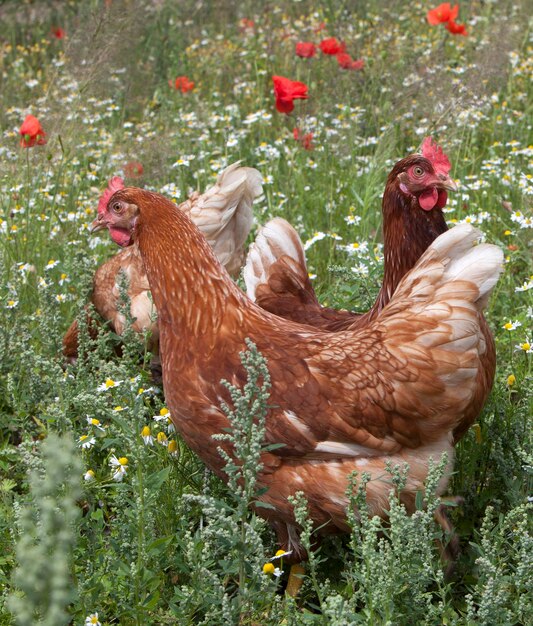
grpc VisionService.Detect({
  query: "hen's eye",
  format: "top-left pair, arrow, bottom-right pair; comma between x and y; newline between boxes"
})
413,166 -> 424,177
112,202 -> 122,213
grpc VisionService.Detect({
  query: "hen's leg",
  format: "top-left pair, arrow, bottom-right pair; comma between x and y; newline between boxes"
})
285,563 -> 305,597
434,496 -> 463,578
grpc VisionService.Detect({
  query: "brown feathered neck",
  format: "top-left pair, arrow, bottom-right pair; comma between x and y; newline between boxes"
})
119,188 -> 248,338
372,156 -> 449,314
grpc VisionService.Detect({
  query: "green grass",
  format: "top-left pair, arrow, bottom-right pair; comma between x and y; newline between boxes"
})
0,1 -> 532,624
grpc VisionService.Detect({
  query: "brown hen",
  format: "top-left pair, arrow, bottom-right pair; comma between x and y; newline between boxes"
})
244,140 -> 495,441
63,163 -> 262,363
92,187 -> 502,569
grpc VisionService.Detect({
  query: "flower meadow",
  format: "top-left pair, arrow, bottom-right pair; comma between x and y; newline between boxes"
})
0,0 -> 532,624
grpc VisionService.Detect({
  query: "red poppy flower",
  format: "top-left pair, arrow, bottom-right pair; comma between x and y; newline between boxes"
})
19,115 -> 46,148
336,53 -> 364,71
51,27 -> 66,39
169,76 -> 195,93
123,161 -> 144,179
240,18 -> 255,31
272,76 -> 308,114
427,3 -> 459,25
97,177 -> 124,217
319,37 -> 346,55
295,42 -> 316,58
293,128 -> 313,150
445,19 -> 467,35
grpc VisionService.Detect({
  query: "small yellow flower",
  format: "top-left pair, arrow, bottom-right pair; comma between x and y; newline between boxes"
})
85,611 -> 101,625
507,374 -> 516,386
157,431 -> 168,446
168,440 -> 178,455
275,549 -> 287,557
78,434 -> 96,449
160,407 -> 169,417
263,563 -> 275,575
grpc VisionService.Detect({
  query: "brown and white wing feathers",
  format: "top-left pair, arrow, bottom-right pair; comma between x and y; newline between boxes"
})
243,218 -> 358,329
244,217 -> 310,301
219,225 -> 502,461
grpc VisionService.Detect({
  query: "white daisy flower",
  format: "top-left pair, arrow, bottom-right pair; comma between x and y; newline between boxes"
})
97,378 -> 122,392
78,435 -> 96,449
109,455 -> 128,481
502,320 -> 522,331
86,417 -> 105,431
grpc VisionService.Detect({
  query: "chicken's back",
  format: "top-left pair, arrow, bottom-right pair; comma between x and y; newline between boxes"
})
245,218 -> 497,441
181,163 -> 263,276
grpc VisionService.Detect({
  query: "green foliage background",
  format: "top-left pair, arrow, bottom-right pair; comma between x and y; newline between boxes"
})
0,1 -> 531,624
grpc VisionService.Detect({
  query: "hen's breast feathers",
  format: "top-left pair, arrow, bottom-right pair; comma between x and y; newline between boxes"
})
92,245 -> 153,335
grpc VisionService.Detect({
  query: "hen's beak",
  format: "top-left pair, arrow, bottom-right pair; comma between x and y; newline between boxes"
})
90,215 -> 107,233
438,174 -> 458,192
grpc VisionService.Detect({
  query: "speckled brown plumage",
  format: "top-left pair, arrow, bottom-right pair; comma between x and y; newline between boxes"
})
96,187 -> 502,559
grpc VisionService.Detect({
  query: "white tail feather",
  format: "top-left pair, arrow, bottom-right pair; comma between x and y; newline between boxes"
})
384,225 -> 502,381
244,218 -> 307,301
435,224 -> 502,307
186,162 -> 263,276
393,224 -> 503,311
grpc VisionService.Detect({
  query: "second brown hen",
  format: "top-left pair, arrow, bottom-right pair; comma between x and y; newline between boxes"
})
63,163 -> 263,363
244,140 -> 495,442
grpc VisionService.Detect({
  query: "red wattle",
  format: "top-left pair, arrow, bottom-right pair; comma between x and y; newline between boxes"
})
436,189 -> 448,209
110,227 -> 133,247
419,187 -> 438,211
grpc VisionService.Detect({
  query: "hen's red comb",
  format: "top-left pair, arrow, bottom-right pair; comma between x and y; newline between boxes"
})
97,176 -> 125,216
421,137 -> 451,176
